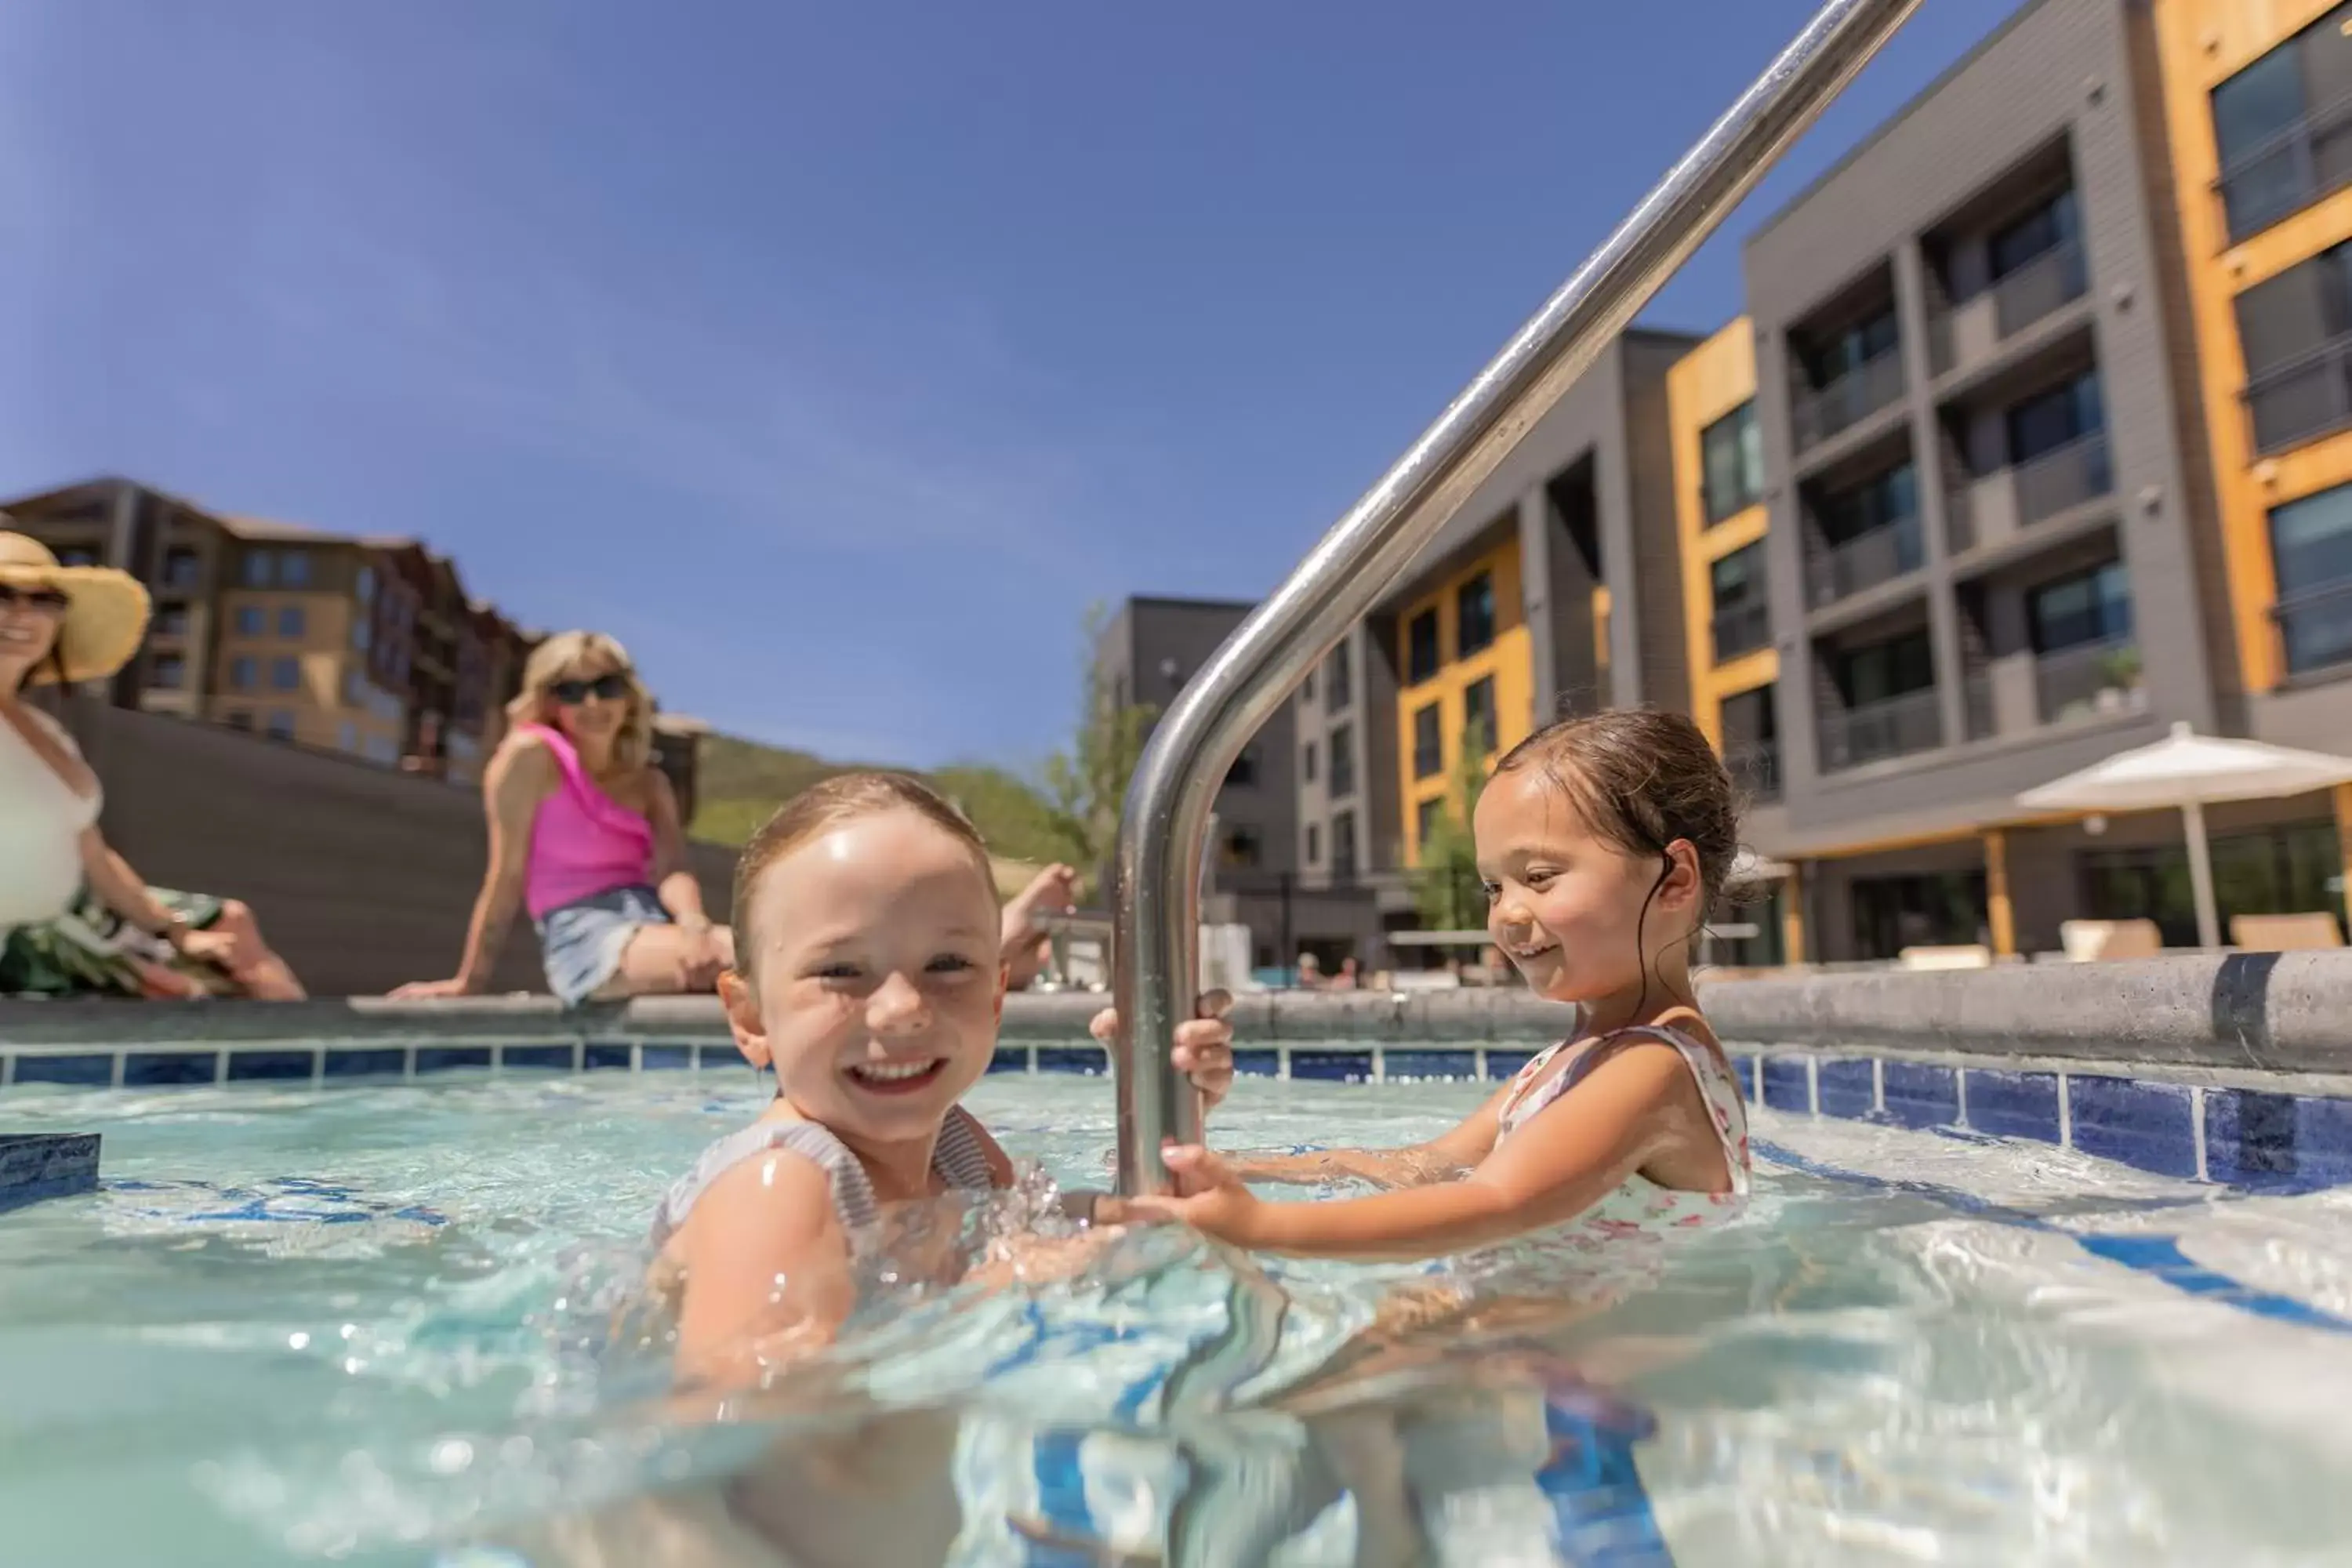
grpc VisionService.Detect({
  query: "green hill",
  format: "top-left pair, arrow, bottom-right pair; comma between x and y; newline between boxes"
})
689,733 -> 1078,871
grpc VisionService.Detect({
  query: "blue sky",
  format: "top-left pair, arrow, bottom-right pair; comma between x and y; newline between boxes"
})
3,1 -> 2014,769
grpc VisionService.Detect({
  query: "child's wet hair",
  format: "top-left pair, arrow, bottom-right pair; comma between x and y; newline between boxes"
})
1491,707 -> 1742,920
730,771 -> 995,990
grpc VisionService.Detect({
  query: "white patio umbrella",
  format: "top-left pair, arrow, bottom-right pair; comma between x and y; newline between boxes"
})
2015,721 -> 2352,949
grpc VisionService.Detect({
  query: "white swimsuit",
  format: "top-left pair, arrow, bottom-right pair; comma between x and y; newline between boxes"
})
1491,1022 -> 1751,1247
0,706 -> 100,929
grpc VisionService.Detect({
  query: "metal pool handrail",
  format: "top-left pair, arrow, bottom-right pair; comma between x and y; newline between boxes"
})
1105,0 -> 1925,1197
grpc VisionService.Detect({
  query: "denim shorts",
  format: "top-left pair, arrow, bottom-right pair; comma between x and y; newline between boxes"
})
535,884 -> 669,1006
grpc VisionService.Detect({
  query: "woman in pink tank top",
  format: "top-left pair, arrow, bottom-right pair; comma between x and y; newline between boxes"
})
391,631 -> 734,1005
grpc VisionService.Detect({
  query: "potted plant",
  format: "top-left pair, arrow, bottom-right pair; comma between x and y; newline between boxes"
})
2095,644 -> 2142,711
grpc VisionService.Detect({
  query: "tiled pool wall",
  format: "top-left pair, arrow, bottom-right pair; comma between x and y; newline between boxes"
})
5,1034 -> 2352,1194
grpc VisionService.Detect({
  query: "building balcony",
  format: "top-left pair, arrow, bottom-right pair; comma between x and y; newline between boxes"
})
2215,95 -> 2352,245
2276,579 -> 2352,680
1791,345 -> 1907,452
1964,636 -> 2147,739
2245,334 -> 2352,457
1945,432 -> 2111,556
1729,742 -> 1781,803
1817,687 -> 1944,772
1711,600 -> 1772,663
1927,243 -> 2089,379
1806,513 -> 1923,609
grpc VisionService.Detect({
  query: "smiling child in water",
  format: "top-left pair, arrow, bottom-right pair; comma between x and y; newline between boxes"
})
1126,708 -> 1751,1261
648,771 -> 1232,1390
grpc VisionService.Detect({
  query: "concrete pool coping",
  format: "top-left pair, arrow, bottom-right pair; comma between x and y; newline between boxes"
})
0,949 -> 2346,1068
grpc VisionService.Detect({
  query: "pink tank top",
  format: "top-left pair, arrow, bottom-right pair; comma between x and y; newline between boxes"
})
518,724 -> 657,919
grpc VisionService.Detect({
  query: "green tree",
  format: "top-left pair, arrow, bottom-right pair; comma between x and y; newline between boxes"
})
1040,603 -> 1159,877
1412,718 -> 1494,933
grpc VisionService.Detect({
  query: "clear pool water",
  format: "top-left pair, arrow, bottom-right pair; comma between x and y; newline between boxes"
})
7,1062 -> 2352,1566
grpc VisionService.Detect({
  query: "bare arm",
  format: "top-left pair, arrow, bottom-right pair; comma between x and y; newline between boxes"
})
394,739 -> 554,995
76,828 -> 191,940
644,770 -> 710,931
673,1151 -> 858,1392
1141,1044 -> 1714,1262
1222,1080 -> 1512,1189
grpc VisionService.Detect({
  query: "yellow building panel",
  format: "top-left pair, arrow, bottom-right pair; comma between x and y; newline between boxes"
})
1664,318 -> 1780,746
1393,536 -> 1534,866
2151,0 -> 2352,694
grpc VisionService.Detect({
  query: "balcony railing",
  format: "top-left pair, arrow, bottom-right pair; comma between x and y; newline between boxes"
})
2034,636 -> 2145,724
1928,242 -> 2090,376
1963,670 -> 1994,741
2275,578 -> 2352,679
1711,599 -> 1772,662
2245,334 -> 2352,456
2013,430 -> 2112,527
1806,511 -> 1922,608
1818,686 -> 1944,772
2216,95 -> 2352,245
1791,343 -> 1906,451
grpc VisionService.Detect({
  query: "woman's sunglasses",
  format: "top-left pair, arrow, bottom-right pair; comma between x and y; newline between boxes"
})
0,584 -> 70,614
550,672 -> 630,705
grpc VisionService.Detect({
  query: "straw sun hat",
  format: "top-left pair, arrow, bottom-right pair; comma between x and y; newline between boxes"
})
0,528 -> 152,685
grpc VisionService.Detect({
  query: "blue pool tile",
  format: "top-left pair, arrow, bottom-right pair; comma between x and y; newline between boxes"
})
697,1044 -> 742,1071
1384,1050 -> 1479,1081
416,1047 -> 492,1074
1486,1051 -> 1536,1080
988,1047 -> 1029,1074
1290,1051 -> 1374,1083
1232,1049 -> 1281,1078
226,1050 -> 314,1082
584,1044 -> 633,1071
641,1045 -> 693,1071
1964,1069 -> 2060,1144
324,1048 -> 406,1079
2067,1076 -> 2197,1178
10,1054 -> 110,1087
1730,1055 -> 1760,1102
1037,1047 -> 1106,1076
123,1052 -> 216,1087
503,1045 -> 575,1071
1817,1059 -> 1875,1120
1760,1057 -> 1811,1113
2205,1091 -> 2352,1191
0,1134 -> 100,1212
1879,1062 -> 1959,1130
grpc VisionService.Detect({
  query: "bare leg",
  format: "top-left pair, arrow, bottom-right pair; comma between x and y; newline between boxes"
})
590,923 -> 735,1000
210,900 -> 307,1000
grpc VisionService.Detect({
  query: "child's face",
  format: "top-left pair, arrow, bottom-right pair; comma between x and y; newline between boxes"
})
1473,766 -> 1700,1007
723,810 -> 1005,1145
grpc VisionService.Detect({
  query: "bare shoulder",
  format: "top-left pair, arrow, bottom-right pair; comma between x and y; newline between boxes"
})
677,1143 -> 840,1258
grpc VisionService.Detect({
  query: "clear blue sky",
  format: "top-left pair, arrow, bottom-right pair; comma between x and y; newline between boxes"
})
3,1 -> 2015,770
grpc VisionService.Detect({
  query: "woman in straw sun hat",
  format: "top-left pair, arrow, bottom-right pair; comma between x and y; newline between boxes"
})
0,527 -> 305,999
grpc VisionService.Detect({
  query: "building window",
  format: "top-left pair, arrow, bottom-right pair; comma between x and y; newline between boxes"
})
2028,562 -> 2132,653
278,550 -> 311,587
1324,646 -> 1352,710
1221,826 -> 1261,869
278,605 -> 306,638
1455,572 -> 1496,658
55,546 -> 100,568
241,551 -> 273,588
153,602 -> 190,638
1302,741 -> 1318,785
271,656 -> 300,691
365,734 -> 400,764
1411,702 -> 1443,779
1988,188 -> 2080,281
230,656 -> 256,691
2269,482 -> 2352,675
1225,748 -> 1258,789
2211,5 -> 2352,242
1710,542 -> 1771,662
2237,241 -> 2352,454
1834,630 -> 1937,707
225,710 -> 253,731
162,548 -> 201,589
339,721 -> 359,753
2082,821 -> 2346,948
1406,610 -> 1441,684
1852,871 -> 1989,960
2005,370 -> 2103,466
343,666 -> 366,706
1415,796 -> 1444,852
266,711 -> 296,742
1816,461 -> 1919,546
1303,669 -> 1316,704
235,606 -> 264,637
1328,724 -> 1356,799
1720,683 -> 1781,801
1802,308 -> 1900,388
1700,401 -> 1764,524
1306,823 -> 1322,866
354,615 -> 372,652
1331,810 -> 1359,880
356,565 -> 376,605
1462,675 -> 1496,751
150,653 -> 184,689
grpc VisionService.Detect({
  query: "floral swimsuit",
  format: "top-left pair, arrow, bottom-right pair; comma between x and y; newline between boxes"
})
1491,1022 -> 1751,1249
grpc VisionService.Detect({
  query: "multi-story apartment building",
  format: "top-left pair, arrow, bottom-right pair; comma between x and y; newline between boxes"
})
4,478 -> 534,784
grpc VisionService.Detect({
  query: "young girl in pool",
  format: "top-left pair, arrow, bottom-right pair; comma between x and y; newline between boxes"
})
1127,706 -> 1750,1262
649,771 -> 1233,1390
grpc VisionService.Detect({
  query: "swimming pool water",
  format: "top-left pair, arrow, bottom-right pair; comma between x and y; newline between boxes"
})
6,1062 -> 2352,1565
